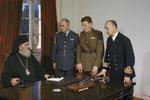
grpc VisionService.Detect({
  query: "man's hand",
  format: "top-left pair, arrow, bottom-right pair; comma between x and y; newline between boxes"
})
53,63 -> 57,70
11,78 -> 20,86
96,69 -> 106,77
91,66 -> 98,76
76,63 -> 83,73
44,74 -> 50,80
124,76 -> 132,85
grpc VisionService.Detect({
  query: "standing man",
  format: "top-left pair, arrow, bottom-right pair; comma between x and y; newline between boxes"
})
52,18 -> 79,77
97,20 -> 135,99
76,16 -> 104,76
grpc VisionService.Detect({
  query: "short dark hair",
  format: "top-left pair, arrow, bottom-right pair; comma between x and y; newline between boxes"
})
81,16 -> 93,23
105,20 -> 117,28
61,18 -> 70,24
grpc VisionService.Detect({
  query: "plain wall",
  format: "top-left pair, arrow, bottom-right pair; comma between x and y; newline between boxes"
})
56,0 -> 150,98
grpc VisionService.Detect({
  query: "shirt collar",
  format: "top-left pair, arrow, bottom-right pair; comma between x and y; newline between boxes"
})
112,31 -> 119,41
65,30 -> 70,36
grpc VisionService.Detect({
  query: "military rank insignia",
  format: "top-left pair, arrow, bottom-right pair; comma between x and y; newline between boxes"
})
103,62 -> 110,68
124,66 -> 133,74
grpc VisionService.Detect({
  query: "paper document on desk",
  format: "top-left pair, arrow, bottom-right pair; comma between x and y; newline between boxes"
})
47,77 -> 64,82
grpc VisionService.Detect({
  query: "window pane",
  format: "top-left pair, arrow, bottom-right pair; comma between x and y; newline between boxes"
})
20,1 -> 30,35
34,0 -> 40,18
36,34 -> 41,49
20,0 -> 41,50
35,4 -> 39,18
33,19 -> 41,49
33,34 -> 39,49
22,4 -> 29,18
34,0 -> 41,49
20,19 -> 29,34
23,0 -> 30,3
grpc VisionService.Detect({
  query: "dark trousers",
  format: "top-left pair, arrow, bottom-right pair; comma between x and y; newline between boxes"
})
109,76 -> 133,100
122,88 -> 133,100
55,70 -> 74,77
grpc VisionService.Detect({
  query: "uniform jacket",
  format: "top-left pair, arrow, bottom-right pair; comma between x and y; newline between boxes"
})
103,32 -> 135,79
76,29 -> 104,71
52,31 -> 79,71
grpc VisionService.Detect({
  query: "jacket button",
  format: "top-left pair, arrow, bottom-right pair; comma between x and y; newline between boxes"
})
113,55 -> 116,57
115,67 -> 118,70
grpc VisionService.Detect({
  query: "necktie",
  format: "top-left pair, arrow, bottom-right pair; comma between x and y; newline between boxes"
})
64,33 -> 67,41
64,33 -> 67,37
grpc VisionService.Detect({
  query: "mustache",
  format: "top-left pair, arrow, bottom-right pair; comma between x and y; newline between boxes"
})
19,49 -> 31,58
27,48 -> 33,53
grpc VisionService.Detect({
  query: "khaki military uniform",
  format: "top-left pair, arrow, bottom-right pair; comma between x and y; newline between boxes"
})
77,29 -> 104,71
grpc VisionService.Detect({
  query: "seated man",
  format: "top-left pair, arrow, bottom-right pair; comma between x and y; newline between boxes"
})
1,35 -> 49,88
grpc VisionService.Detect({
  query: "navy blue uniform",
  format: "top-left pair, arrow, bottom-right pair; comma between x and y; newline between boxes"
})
102,32 -> 135,80
52,31 -> 79,76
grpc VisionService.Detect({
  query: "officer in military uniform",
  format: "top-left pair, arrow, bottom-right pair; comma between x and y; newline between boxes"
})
52,18 -> 79,77
76,16 -> 104,76
97,20 -> 135,100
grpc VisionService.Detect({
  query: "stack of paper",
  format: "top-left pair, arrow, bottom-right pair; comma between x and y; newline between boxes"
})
47,77 -> 64,82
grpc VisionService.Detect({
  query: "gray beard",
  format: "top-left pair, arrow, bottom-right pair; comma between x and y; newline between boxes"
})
19,50 -> 31,58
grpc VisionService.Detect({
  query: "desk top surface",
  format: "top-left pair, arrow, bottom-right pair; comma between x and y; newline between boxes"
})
0,74 -> 135,100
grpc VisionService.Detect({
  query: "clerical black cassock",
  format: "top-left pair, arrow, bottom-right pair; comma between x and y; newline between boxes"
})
1,53 -> 45,88
102,32 -> 135,82
1,35 -> 45,88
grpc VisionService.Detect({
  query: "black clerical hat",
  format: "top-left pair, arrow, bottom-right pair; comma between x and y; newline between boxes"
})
10,35 -> 29,56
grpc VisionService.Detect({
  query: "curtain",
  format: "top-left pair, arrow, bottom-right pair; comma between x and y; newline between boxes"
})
41,0 -> 57,73
0,0 -> 22,74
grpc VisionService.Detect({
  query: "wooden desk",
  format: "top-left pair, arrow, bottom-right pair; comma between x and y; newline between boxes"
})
0,74 -> 135,100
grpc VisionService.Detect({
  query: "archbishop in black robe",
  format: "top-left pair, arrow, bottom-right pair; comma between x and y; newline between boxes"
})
1,53 -> 45,88
1,35 -> 47,88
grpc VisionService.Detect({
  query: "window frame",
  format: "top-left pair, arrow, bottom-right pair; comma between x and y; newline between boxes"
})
20,0 -> 41,50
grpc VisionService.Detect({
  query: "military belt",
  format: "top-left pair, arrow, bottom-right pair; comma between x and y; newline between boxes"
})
82,49 -> 96,54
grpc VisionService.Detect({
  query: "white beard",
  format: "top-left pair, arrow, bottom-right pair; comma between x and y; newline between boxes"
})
19,50 -> 31,58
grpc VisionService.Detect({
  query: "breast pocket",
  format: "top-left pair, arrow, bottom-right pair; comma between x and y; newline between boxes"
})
88,36 -> 98,48
68,38 -> 75,47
